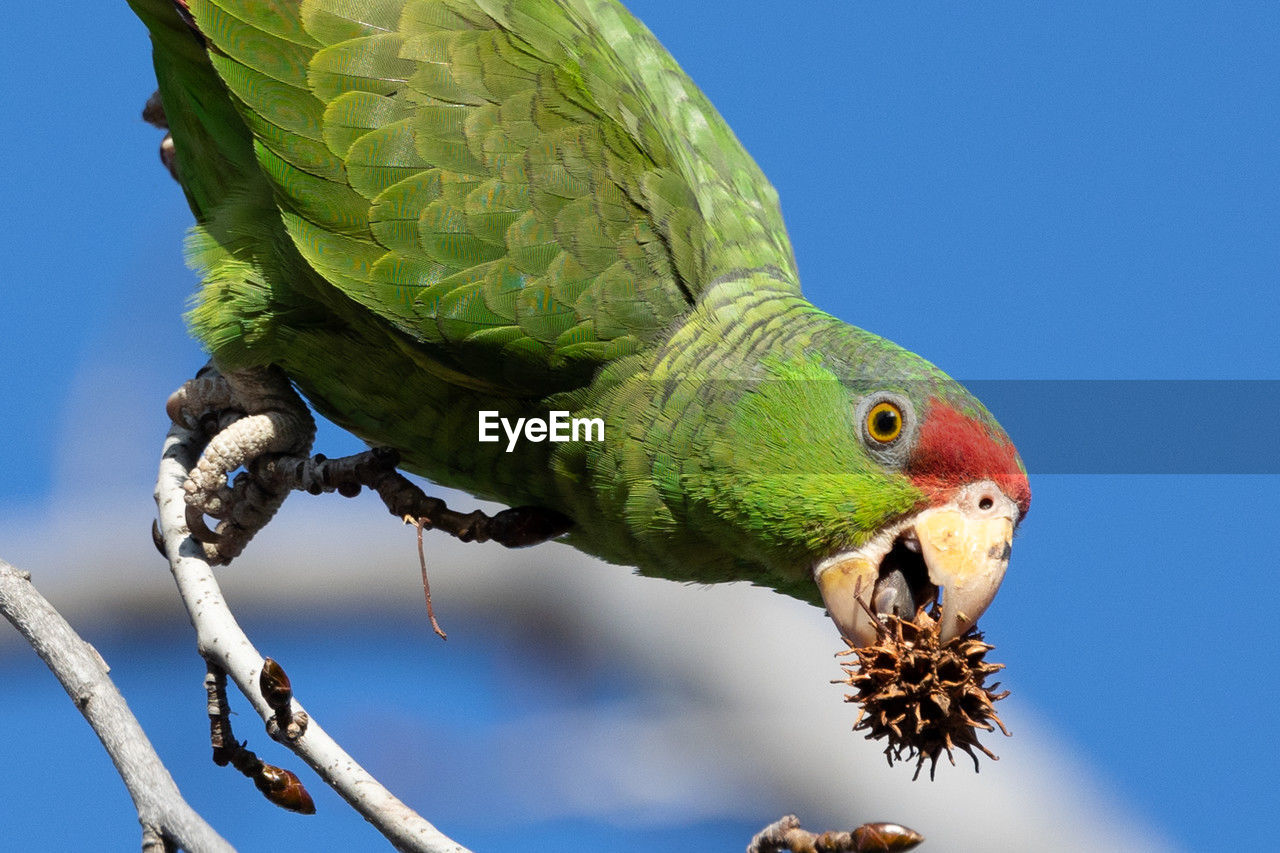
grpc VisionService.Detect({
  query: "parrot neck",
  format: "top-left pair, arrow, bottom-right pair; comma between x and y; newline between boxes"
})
555,281 -> 905,595
653,270 -> 821,379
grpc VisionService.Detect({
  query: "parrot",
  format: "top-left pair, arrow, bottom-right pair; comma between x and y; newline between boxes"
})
130,0 -> 1030,651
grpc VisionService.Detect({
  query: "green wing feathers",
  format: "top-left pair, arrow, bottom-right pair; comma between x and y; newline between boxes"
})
170,0 -> 798,392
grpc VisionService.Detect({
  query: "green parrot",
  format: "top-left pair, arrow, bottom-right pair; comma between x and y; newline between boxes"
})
132,0 -> 1030,649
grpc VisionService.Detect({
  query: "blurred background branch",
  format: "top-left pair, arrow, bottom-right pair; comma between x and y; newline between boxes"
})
0,557 -> 230,853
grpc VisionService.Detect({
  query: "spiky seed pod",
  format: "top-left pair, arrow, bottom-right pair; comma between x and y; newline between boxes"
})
836,608 -> 1010,779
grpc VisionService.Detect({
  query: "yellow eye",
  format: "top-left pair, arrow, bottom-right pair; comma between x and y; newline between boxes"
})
866,401 -> 904,443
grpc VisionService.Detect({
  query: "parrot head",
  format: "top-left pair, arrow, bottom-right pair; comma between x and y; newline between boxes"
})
701,320 -> 1030,648
811,386 -> 1031,647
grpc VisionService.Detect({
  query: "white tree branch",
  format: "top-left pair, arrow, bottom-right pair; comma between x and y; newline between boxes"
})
155,421 -> 471,853
0,557 -> 232,853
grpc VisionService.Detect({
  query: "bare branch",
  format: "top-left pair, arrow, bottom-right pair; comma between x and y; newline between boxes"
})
0,558 -> 232,853
155,420 -> 472,853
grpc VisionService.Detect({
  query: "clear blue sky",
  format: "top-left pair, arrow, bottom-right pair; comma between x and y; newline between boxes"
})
2,2 -> 1278,850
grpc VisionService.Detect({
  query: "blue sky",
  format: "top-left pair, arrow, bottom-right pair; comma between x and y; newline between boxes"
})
2,2 -> 1278,850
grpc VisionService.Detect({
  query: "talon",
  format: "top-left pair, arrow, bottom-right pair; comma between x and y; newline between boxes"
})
166,387 -> 191,426
160,134 -> 178,181
167,365 -> 316,564
142,90 -> 167,128
186,505 -> 221,544
151,519 -> 166,557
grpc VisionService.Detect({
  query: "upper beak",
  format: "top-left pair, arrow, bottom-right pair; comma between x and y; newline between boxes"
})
815,480 -> 1018,646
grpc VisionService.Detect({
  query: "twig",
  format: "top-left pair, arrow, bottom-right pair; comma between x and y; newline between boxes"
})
747,814 -> 924,853
156,420 -> 472,853
0,558 -> 232,853
206,664 -> 315,814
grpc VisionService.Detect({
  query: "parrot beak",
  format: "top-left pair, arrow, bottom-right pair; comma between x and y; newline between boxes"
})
815,480 -> 1018,647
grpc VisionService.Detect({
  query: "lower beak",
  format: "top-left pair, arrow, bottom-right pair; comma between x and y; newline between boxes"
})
815,481 -> 1017,646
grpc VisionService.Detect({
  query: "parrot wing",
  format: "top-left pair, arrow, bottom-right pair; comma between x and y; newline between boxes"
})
186,0 -> 801,394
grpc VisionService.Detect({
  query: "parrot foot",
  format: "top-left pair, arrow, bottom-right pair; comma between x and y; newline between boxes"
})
214,440 -> 575,548
142,90 -> 179,181
167,360 -> 570,565
747,814 -> 923,853
167,363 -> 316,565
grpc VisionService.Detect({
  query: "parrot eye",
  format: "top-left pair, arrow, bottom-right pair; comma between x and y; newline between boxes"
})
856,393 -> 914,460
865,401 -> 904,443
